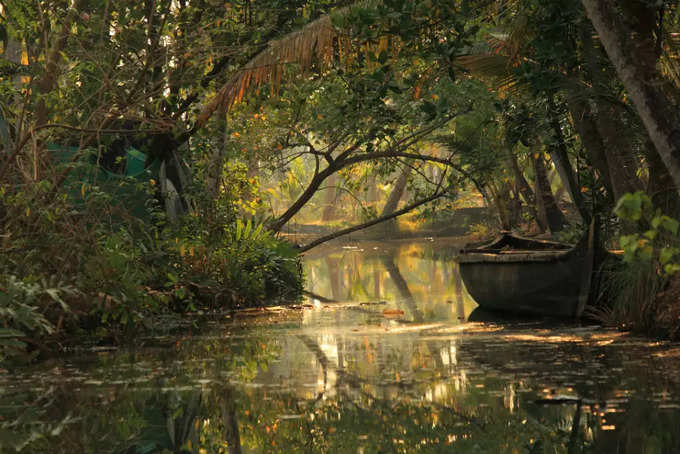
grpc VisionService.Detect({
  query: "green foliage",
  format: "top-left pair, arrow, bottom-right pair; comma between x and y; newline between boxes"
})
593,191 -> 680,337
0,147 -> 302,360
0,276 -> 76,360
615,191 -> 680,275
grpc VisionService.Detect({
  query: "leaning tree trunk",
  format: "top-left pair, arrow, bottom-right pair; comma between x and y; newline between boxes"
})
532,150 -> 566,233
487,181 -> 513,231
591,100 -> 644,200
321,173 -> 340,222
380,167 -> 410,234
566,95 -> 616,205
546,96 -> 590,223
644,139 -> 680,216
581,0 -> 680,196
507,150 -> 542,228
579,21 -> 644,201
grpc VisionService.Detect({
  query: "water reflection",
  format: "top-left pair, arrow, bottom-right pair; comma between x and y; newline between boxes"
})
303,239 -> 477,322
2,240 -> 680,453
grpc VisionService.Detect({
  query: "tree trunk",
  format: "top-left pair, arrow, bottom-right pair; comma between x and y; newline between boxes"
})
487,182 -> 512,231
566,95 -> 616,204
507,151 -> 543,229
321,173 -> 340,222
592,101 -> 643,200
546,96 -> 590,223
35,3 -> 82,127
271,162 -> 334,232
380,167 -> 410,234
532,150 -> 566,232
644,139 -> 680,215
581,0 -> 680,196
579,19 -> 644,201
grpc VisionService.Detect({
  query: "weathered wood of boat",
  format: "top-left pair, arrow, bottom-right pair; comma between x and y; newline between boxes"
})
457,222 -> 596,318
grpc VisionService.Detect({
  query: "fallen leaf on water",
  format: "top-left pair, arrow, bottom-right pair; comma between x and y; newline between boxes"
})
382,309 -> 404,317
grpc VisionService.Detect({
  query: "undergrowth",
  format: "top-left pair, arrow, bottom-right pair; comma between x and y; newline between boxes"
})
591,192 -> 680,339
0,153 -> 302,363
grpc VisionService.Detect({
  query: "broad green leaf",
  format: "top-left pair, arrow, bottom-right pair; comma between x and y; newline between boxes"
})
614,192 -> 649,221
660,247 -> 676,265
664,263 -> 680,275
643,229 -> 658,240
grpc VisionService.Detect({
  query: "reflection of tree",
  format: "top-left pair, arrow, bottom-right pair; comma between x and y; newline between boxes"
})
304,240 -> 473,318
453,262 -> 466,320
7,324 -> 680,454
373,265 -> 382,299
119,392 -> 203,454
381,251 -> 448,372
222,387 -> 243,454
324,256 -> 342,301
296,334 -> 330,396
380,253 -> 424,322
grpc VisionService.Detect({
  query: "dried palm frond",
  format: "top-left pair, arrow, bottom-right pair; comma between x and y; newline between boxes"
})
661,32 -> 680,91
194,12 -> 344,129
455,54 -> 511,78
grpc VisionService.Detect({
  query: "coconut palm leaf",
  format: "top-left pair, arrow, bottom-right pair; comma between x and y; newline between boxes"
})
194,6 -> 358,130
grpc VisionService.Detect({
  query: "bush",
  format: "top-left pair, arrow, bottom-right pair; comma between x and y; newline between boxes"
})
0,153 -> 303,361
594,192 -> 680,338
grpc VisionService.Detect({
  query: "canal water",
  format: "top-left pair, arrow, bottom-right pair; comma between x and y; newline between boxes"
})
3,239 -> 680,453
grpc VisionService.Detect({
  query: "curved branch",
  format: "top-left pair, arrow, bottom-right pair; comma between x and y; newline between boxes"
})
296,190 -> 447,253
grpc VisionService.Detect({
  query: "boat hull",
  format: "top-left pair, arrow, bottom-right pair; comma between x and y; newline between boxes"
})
458,221 -> 596,318
458,250 -> 586,318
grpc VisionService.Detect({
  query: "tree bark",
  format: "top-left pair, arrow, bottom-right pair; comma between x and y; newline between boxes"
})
380,167 -> 410,234
581,0 -> 680,196
321,173 -> 340,222
644,138 -> 680,215
566,95 -> 616,204
487,181 -> 513,231
578,19 -> 644,201
532,150 -> 566,232
271,160 -> 333,232
507,150 -> 543,228
546,97 -> 590,223
34,3 -> 82,127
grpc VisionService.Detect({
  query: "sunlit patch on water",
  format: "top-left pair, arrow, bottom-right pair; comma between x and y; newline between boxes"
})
2,239 -> 680,453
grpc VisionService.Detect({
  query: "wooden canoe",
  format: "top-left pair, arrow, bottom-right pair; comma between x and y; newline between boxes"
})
457,222 -> 596,318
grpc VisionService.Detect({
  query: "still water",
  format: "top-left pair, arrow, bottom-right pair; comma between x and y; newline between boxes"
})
3,239 -> 680,453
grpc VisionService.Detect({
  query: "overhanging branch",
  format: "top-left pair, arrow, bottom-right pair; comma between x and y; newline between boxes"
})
295,189 -> 447,253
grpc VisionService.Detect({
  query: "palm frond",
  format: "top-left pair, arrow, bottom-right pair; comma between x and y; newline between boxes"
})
195,12 -> 345,129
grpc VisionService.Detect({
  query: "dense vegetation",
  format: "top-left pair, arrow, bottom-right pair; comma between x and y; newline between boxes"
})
3,0 -> 680,360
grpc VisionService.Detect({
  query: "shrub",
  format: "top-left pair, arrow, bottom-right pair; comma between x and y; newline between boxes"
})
595,192 -> 680,338
0,152 -> 303,361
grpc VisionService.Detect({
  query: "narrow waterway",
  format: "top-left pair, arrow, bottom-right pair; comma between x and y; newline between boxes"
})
3,239 -> 680,453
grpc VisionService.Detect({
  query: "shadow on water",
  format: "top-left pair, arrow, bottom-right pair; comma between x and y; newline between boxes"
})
3,239 -> 680,453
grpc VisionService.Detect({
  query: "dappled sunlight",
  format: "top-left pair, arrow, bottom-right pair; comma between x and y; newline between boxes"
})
502,333 -> 592,343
